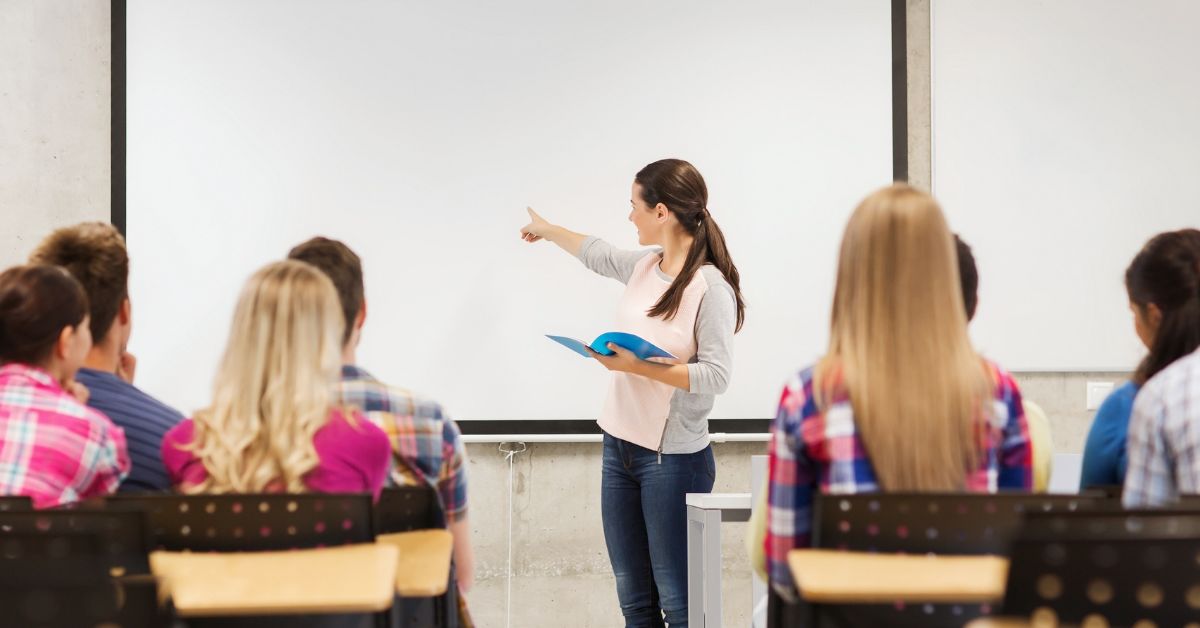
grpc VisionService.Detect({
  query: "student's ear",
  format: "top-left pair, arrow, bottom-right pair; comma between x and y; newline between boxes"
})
356,299 -> 367,331
1147,302 -> 1164,328
655,203 -> 670,224
118,297 -> 132,326
54,325 -> 74,361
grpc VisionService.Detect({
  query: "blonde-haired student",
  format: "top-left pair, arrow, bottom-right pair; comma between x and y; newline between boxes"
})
162,260 -> 390,496
763,185 -> 1032,598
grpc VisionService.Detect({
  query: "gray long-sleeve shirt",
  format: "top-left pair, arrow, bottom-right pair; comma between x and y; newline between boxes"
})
577,237 -> 736,453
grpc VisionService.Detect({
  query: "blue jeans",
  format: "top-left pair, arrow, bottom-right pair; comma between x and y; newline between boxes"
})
601,433 -> 716,628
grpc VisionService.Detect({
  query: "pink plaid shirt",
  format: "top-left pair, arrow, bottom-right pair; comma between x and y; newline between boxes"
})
0,364 -> 129,508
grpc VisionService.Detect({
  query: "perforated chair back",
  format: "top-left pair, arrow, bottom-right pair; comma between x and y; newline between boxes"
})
783,493 -> 1113,627
108,493 -> 375,552
374,485 -> 443,533
0,509 -> 151,576
813,492 -> 1108,555
0,495 -> 32,512
1002,510 -> 1200,625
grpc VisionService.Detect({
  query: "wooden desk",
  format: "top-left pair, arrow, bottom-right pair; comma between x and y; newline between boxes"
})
787,549 -> 1009,604
150,544 -> 399,616
376,530 -> 454,597
965,619 -> 1031,628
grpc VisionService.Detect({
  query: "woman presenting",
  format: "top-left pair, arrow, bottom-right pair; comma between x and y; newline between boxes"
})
521,159 -> 744,627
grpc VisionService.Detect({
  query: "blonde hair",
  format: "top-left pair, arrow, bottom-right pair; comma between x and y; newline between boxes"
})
185,260 -> 345,493
816,184 -> 993,491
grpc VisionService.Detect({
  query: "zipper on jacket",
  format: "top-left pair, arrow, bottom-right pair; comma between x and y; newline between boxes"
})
657,418 -> 669,464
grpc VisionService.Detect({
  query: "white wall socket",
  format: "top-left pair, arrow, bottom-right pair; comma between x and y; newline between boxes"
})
1086,381 -> 1115,411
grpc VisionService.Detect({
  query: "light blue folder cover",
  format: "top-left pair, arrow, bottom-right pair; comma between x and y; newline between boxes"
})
546,332 -> 677,361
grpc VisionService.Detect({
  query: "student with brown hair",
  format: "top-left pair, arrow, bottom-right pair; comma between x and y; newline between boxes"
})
1086,229 -> 1200,490
287,236 -> 476,596
0,265 -> 129,507
521,158 -> 743,627
763,185 -> 1032,598
31,222 -> 183,492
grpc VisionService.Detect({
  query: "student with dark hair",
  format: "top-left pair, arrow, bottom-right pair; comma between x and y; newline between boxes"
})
0,265 -> 129,508
31,222 -> 183,492
1084,229 -> 1200,489
287,237 -> 476,601
954,235 -> 1053,491
521,158 -> 743,626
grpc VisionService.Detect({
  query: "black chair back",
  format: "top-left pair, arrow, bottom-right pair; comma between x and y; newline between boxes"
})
1002,509 -> 1200,626
374,485 -> 443,533
108,493 -> 375,551
813,492 -> 1106,554
0,508 -> 151,576
375,485 -> 461,628
0,580 -> 167,628
0,495 -> 32,512
768,493 -> 1113,627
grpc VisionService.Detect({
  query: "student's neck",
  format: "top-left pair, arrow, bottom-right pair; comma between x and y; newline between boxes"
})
82,340 -> 122,374
658,233 -> 694,278
341,345 -> 357,367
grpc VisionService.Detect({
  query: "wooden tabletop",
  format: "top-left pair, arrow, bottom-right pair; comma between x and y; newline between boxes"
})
150,543 -> 399,616
965,619 -> 1031,628
376,529 -> 454,597
788,549 -> 1009,603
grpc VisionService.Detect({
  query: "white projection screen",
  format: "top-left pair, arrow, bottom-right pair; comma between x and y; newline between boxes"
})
932,0 -> 1200,371
126,0 -> 893,420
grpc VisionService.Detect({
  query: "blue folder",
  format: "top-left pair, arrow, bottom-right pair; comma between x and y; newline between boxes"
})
546,332 -> 677,361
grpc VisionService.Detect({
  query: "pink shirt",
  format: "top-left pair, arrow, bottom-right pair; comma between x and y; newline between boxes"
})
0,363 -> 130,508
162,409 -> 391,498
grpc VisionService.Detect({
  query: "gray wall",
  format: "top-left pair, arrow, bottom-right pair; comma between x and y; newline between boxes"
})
2,2 -> 1136,627
0,0 -> 110,268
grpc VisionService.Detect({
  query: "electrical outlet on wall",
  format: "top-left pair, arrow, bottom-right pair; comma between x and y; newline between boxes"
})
1086,382 -> 1115,411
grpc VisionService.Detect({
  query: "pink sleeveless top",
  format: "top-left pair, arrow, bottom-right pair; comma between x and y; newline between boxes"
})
599,254 -> 709,450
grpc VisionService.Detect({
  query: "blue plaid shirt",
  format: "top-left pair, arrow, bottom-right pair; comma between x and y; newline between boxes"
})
338,365 -> 468,521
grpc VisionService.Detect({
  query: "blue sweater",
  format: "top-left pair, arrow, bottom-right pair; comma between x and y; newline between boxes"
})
1079,381 -> 1138,489
76,368 -> 184,492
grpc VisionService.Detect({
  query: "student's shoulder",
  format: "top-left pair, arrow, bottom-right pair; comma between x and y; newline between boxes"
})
79,371 -> 185,426
777,365 -> 821,422
1141,348 -> 1200,406
326,408 -> 392,456
983,360 -> 1023,402
345,371 -> 450,421
1095,380 -> 1138,419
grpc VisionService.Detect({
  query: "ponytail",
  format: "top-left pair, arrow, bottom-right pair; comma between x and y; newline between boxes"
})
636,159 -> 746,332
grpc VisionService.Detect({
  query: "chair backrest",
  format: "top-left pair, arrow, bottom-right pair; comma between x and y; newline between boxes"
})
0,508 -> 151,576
108,493 -> 375,551
813,492 -> 1110,555
374,485 -> 443,533
1002,509 -> 1200,625
0,495 -> 32,512
0,580 -> 166,628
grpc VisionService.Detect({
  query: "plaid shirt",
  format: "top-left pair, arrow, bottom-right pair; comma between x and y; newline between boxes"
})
765,361 -> 1032,598
1123,348 -> 1200,507
339,365 -> 468,521
0,364 -> 129,508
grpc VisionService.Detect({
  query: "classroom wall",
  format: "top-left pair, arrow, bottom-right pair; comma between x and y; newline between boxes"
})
0,0 -> 110,268
1,3 -> 1137,627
